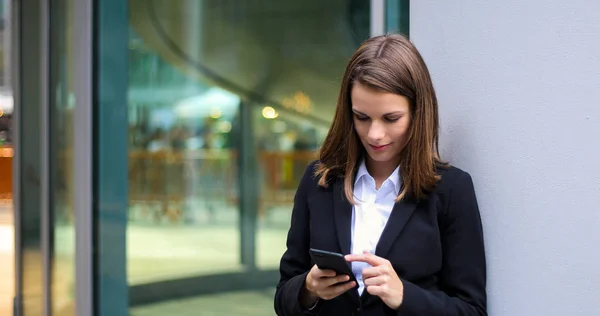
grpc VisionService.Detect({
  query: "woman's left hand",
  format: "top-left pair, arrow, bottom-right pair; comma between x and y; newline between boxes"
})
345,251 -> 404,310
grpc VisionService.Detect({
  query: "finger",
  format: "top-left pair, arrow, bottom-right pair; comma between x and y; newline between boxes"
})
320,274 -> 351,287
320,281 -> 357,300
361,266 -> 380,279
336,280 -> 357,293
365,284 -> 386,297
313,268 -> 337,278
345,252 -> 388,266
363,275 -> 389,287
362,264 -> 391,279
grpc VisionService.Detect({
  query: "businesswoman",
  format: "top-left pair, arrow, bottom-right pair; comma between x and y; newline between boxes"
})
274,34 -> 487,316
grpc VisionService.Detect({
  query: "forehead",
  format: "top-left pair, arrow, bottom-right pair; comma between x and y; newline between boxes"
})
350,82 -> 410,114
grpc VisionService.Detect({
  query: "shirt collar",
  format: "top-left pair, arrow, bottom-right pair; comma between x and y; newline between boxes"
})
354,159 -> 402,194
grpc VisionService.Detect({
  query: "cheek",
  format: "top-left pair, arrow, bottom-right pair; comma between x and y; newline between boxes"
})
353,122 -> 369,139
391,121 -> 411,142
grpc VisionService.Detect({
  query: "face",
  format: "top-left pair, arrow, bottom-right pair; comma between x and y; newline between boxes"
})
351,81 -> 411,171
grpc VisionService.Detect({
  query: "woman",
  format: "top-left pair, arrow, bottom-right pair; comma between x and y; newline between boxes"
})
274,34 -> 486,315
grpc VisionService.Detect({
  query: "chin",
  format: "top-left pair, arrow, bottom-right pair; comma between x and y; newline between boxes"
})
361,141 -> 402,164
365,152 -> 397,163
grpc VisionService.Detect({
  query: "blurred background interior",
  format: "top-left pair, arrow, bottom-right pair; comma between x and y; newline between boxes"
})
0,0 -> 408,315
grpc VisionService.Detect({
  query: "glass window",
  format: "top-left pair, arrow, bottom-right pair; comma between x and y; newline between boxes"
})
385,0 -> 410,35
49,0 -> 76,314
98,1 -> 370,314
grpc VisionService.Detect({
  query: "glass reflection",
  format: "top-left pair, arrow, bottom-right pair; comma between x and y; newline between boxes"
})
123,0 -> 369,314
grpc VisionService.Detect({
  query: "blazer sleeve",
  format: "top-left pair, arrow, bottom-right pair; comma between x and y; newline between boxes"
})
274,162 -> 320,316
395,171 -> 487,316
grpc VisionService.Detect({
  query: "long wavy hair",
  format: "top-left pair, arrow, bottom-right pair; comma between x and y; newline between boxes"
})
315,34 -> 445,203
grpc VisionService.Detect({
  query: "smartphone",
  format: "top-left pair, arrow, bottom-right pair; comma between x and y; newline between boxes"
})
309,248 -> 357,283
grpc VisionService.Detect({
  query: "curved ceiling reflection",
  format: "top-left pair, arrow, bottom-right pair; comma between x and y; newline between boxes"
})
129,0 -> 369,127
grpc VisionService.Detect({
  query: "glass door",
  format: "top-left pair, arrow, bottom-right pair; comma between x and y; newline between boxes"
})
11,0 -> 81,315
9,0 -> 409,315
96,1 -> 371,315
12,0 -> 48,314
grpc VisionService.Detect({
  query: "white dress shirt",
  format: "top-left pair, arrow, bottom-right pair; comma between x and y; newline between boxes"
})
351,160 -> 401,296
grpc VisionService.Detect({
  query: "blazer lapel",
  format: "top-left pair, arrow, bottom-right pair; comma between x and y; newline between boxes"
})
361,199 -> 418,307
332,178 -> 352,256
332,178 -> 362,305
375,197 -> 419,258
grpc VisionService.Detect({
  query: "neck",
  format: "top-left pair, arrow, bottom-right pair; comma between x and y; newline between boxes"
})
365,156 -> 400,185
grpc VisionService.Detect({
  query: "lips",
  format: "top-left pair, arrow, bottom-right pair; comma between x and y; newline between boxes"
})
369,143 -> 391,151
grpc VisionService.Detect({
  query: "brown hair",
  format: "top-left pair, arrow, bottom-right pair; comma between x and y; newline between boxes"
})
315,33 -> 445,202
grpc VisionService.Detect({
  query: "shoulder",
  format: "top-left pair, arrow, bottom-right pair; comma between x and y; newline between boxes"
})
434,164 -> 476,196
298,160 -> 323,189
301,160 -> 320,181
297,160 -> 338,192
431,164 -> 480,219
305,159 -> 320,174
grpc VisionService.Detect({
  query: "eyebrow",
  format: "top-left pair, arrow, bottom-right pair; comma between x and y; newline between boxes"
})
352,109 -> 405,116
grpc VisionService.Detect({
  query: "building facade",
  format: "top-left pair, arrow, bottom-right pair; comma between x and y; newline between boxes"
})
6,0 -> 600,315
7,1 -> 408,315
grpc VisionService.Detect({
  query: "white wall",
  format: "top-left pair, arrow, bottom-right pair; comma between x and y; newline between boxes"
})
411,1 -> 600,315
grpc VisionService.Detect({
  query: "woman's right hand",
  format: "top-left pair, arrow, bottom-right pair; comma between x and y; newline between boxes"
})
304,264 -> 357,301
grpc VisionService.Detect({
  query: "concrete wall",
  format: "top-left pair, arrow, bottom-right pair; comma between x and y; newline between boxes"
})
411,1 -> 600,315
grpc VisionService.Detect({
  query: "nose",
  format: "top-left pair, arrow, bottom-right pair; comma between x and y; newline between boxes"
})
367,120 -> 385,142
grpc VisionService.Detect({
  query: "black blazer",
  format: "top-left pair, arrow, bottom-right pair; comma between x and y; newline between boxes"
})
274,161 -> 486,316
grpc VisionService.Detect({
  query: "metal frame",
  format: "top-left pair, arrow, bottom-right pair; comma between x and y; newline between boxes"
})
239,99 -> 258,268
384,0 -> 410,36
10,0 -> 22,313
130,270 -> 279,307
2,0 -> 11,87
39,0 -> 51,314
12,0 -> 50,314
95,0 -> 130,314
73,0 -> 94,314
370,0 -> 386,37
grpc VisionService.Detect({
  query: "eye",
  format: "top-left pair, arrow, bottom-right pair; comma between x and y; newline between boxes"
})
385,116 -> 400,123
354,114 -> 369,121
